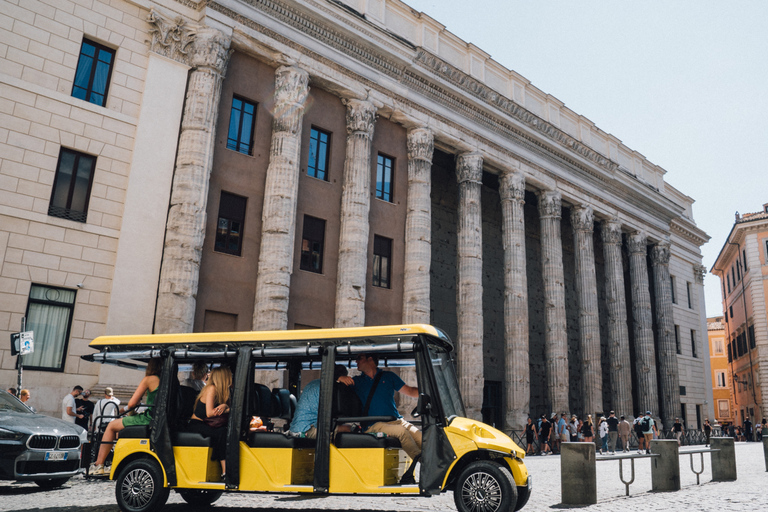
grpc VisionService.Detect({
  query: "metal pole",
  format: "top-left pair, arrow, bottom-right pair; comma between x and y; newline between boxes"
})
16,317 -> 25,393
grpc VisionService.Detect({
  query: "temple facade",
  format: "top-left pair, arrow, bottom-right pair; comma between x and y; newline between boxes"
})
0,0 -> 711,430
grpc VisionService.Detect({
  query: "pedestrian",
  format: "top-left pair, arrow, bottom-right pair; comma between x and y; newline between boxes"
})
181,361 -> 208,392
7,387 -> 17,397
19,389 -> 35,412
744,417 -> 753,442
606,410 -> 619,454
62,385 -> 84,424
618,415 -> 631,452
539,415 -> 552,455
581,414 -> 594,443
75,389 -> 95,431
641,411 -> 655,454
93,387 -> 121,432
633,415 -> 645,453
525,417 -> 538,455
598,416 -> 608,454
673,417 -> 684,446
556,412 -> 568,453
568,415 -> 579,442
703,418 -> 712,446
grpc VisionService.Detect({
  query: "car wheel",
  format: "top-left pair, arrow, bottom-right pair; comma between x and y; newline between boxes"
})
177,489 -> 223,507
454,460 -> 518,512
115,458 -> 170,512
35,477 -> 70,489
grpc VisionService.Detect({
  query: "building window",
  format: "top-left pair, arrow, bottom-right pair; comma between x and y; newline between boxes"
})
307,127 -> 330,180
481,380 -> 502,429
690,329 -> 697,358
727,274 -> 731,293
764,240 -> 768,263
226,96 -> 257,155
736,262 -> 741,280
300,216 -> 325,273
214,192 -> 247,256
674,325 -> 681,354
743,249 -> 747,271
670,275 -> 676,304
727,341 -> 732,362
679,386 -> 686,396
686,281 -> 693,308
375,154 -> 394,202
715,370 -> 727,388
72,39 -> 114,107
372,235 -> 392,289
695,405 -> 702,430
22,285 -> 76,371
729,306 -> 733,318
48,148 -> 96,223
717,399 -> 730,418
713,337 -> 724,355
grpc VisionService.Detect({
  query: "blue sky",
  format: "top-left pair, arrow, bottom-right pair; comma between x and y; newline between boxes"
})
404,0 -> 767,316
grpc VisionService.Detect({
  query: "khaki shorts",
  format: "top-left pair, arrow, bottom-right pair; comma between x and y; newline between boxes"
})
559,433 -> 568,442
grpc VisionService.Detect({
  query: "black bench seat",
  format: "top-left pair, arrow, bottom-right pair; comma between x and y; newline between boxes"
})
334,432 -> 401,449
246,431 -> 316,449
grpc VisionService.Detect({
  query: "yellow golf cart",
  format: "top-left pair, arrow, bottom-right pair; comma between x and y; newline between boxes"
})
82,324 -> 531,512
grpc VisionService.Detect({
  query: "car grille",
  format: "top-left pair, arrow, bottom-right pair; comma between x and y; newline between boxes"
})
59,435 -> 80,449
28,435 -> 57,449
16,460 -> 80,475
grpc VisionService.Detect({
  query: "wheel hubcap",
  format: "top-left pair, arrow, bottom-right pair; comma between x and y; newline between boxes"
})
461,471 -> 502,512
121,468 -> 155,508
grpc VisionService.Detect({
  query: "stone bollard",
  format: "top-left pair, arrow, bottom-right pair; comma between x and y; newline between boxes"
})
711,437 -> 737,481
649,440 -> 680,492
560,442 -> 596,506
762,427 -> 768,472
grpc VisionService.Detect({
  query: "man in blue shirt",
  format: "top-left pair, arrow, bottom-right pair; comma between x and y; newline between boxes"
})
339,353 -> 421,459
290,365 -> 352,439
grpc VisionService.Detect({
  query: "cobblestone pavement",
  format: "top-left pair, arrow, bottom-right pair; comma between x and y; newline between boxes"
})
1,442 -> 765,512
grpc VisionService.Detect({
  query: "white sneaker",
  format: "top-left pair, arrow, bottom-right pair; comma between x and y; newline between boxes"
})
91,464 -> 109,476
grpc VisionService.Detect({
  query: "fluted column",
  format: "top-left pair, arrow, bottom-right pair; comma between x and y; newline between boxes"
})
601,219 -> 633,416
651,240 -> 680,430
455,153 -> 484,420
627,231 -> 658,415
571,206 -> 602,417
334,99 -> 377,328
251,66 -> 310,331
538,190 -> 569,415
500,169 -> 529,431
402,128 -> 434,324
155,28 -> 231,334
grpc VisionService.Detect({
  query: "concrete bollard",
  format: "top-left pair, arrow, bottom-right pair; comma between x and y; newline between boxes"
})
762,428 -> 768,472
711,437 -> 737,481
560,442 -> 596,505
649,440 -> 680,492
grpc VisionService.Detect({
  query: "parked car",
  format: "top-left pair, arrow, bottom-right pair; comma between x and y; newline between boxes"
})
0,390 -> 84,487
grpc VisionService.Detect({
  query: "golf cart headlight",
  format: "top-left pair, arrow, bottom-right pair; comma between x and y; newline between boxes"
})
0,427 -> 24,441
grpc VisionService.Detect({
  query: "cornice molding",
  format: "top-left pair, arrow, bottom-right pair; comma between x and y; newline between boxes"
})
670,222 -> 709,247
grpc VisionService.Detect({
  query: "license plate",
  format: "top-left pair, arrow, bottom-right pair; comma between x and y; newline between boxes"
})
45,451 -> 67,461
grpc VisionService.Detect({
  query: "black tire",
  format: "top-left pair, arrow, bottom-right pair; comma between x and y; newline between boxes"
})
454,460 -> 518,512
35,477 -> 70,488
115,458 -> 170,512
177,489 -> 223,507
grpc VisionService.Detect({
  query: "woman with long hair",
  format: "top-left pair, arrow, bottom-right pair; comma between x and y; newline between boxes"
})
581,414 -> 594,443
90,358 -> 162,475
187,366 -> 232,479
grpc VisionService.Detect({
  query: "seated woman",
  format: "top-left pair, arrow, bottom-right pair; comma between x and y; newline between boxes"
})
90,358 -> 162,476
186,366 -> 232,479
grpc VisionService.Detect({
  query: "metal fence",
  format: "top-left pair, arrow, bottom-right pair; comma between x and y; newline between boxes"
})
509,428 -> 712,454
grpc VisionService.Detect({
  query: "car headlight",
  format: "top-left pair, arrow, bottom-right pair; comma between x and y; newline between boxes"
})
0,427 -> 24,441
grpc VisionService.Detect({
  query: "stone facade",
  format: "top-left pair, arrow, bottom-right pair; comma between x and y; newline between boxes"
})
0,0 -> 710,426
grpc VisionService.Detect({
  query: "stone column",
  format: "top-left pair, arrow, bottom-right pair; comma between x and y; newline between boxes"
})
251,66 -> 310,331
334,99 -> 377,328
571,205 -> 602,417
538,190 -> 569,415
651,240 -> 681,430
155,28 -> 231,334
402,128 -> 434,324
455,152 -> 484,420
627,231 -> 658,415
601,219 -> 633,417
500,169 -> 529,431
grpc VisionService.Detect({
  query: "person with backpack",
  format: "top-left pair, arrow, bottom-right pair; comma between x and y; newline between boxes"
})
634,415 -> 645,453
641,411 -> 655,454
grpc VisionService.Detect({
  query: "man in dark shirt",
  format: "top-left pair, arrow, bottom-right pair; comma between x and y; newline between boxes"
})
743,417 -> 752,441
673,418 -> 684,445
606,411 -> 620,454
75,389 -> 95,431
539,415 -> 552,455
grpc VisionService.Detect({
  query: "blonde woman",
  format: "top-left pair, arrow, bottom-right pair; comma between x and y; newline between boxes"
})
581,414 -> 594,443
90,358 -> 162,475
187,366 -> 232,479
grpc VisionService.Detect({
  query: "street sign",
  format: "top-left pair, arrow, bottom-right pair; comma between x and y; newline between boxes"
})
10,331 -> 34,356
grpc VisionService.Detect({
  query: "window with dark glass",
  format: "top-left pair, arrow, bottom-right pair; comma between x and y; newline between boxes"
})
307,127 -> 330,180
686,281 -> 692,308
674,325 -> 681,354
226,96 -> 257,155
670,275 -> 676,304
372,235 -> 392,289
22,285 -> 76,371
743,250 -> 747,271
214,192 -> 247,256
749,325 -> 756,349
375,154 -> 394,202
48,148 -> 96,223
300,216 -> 325,273
72,39 -> 115,107
690,329 -> 697,358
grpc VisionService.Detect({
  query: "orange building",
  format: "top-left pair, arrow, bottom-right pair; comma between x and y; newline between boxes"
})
707,317 -> 734,425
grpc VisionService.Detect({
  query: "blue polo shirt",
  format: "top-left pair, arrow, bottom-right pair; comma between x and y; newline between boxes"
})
352,369 -> 404,419
289,379 -> 321,434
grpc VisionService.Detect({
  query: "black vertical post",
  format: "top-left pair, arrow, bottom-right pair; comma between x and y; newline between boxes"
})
313,345 -> 336,493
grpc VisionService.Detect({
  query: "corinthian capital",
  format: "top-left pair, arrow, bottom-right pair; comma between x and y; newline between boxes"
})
499,170 -> 525,202
626,231 -> 648,255
274,66 -> 310,106
456,152 -> 483,184
537,189 -> 562,219
693,264 -> 707,284
189,27 -> 232,75
570,205 -> 594,232
147,9 -> 196,65
601,218 -> 623,245
407,128 -> 434,163
650,240 -> 671,266
343,99 -> 377,138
